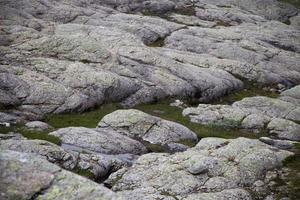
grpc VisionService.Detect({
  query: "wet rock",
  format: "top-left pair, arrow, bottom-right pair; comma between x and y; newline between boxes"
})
98,109 -> 198,152
25,121 -> 53,131
0,150 -> 117,200
107,137 -> 292,199
49,127 -> 148,155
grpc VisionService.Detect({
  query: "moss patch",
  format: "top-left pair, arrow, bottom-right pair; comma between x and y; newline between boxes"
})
72,166 -> 95,180
46,104 -> 121,128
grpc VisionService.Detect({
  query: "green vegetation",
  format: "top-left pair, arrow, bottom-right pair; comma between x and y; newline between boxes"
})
0,124 -> 61,145
46,104 -> 122,128
72,166 -> 95,180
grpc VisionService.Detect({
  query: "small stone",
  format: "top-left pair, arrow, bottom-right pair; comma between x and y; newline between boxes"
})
25,121 -> 52,131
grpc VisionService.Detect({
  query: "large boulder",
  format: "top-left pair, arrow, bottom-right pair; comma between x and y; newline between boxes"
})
49,127 -> 148,155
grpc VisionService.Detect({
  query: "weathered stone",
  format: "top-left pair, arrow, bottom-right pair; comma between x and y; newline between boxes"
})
98,109 -> 198,152
49,127 -> 148,155
0,139 -> 77,169
268,118 -> 300,141
0,150 -> 117,200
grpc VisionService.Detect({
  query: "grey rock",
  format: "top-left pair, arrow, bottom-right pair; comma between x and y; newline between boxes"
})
0,139 -> 77,169
267,118 -> 300,141
0,150 -> 117,200
107,137 -> 292,199
259,137 -> 299,150
49,127 -> 148,155
98,109 -> 198,152
25,121 -> 53,131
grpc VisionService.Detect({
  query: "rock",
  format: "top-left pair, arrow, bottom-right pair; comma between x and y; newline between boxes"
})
259,137 -> 299,150
49,127 -> 148,155
0,112 -> 20,123
0,150 -> 117,200
77,153 -> 137,181
0,139 -> 77,169
241,114 -> 271,131
25,121 -> 53,131
183,104 -> 247,127
98,109 -> 198,152
107,137 -> 292,199
267,118 -> 300,141
170,99 -> 187,108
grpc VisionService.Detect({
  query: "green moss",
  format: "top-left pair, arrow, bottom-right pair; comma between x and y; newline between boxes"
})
72,166 -> 94,180
0,124 -> 61,145
46,103 -> 121,128
280,0 -> 300,8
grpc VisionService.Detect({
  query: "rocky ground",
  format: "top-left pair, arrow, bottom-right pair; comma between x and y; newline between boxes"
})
1,0 -> 300,200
